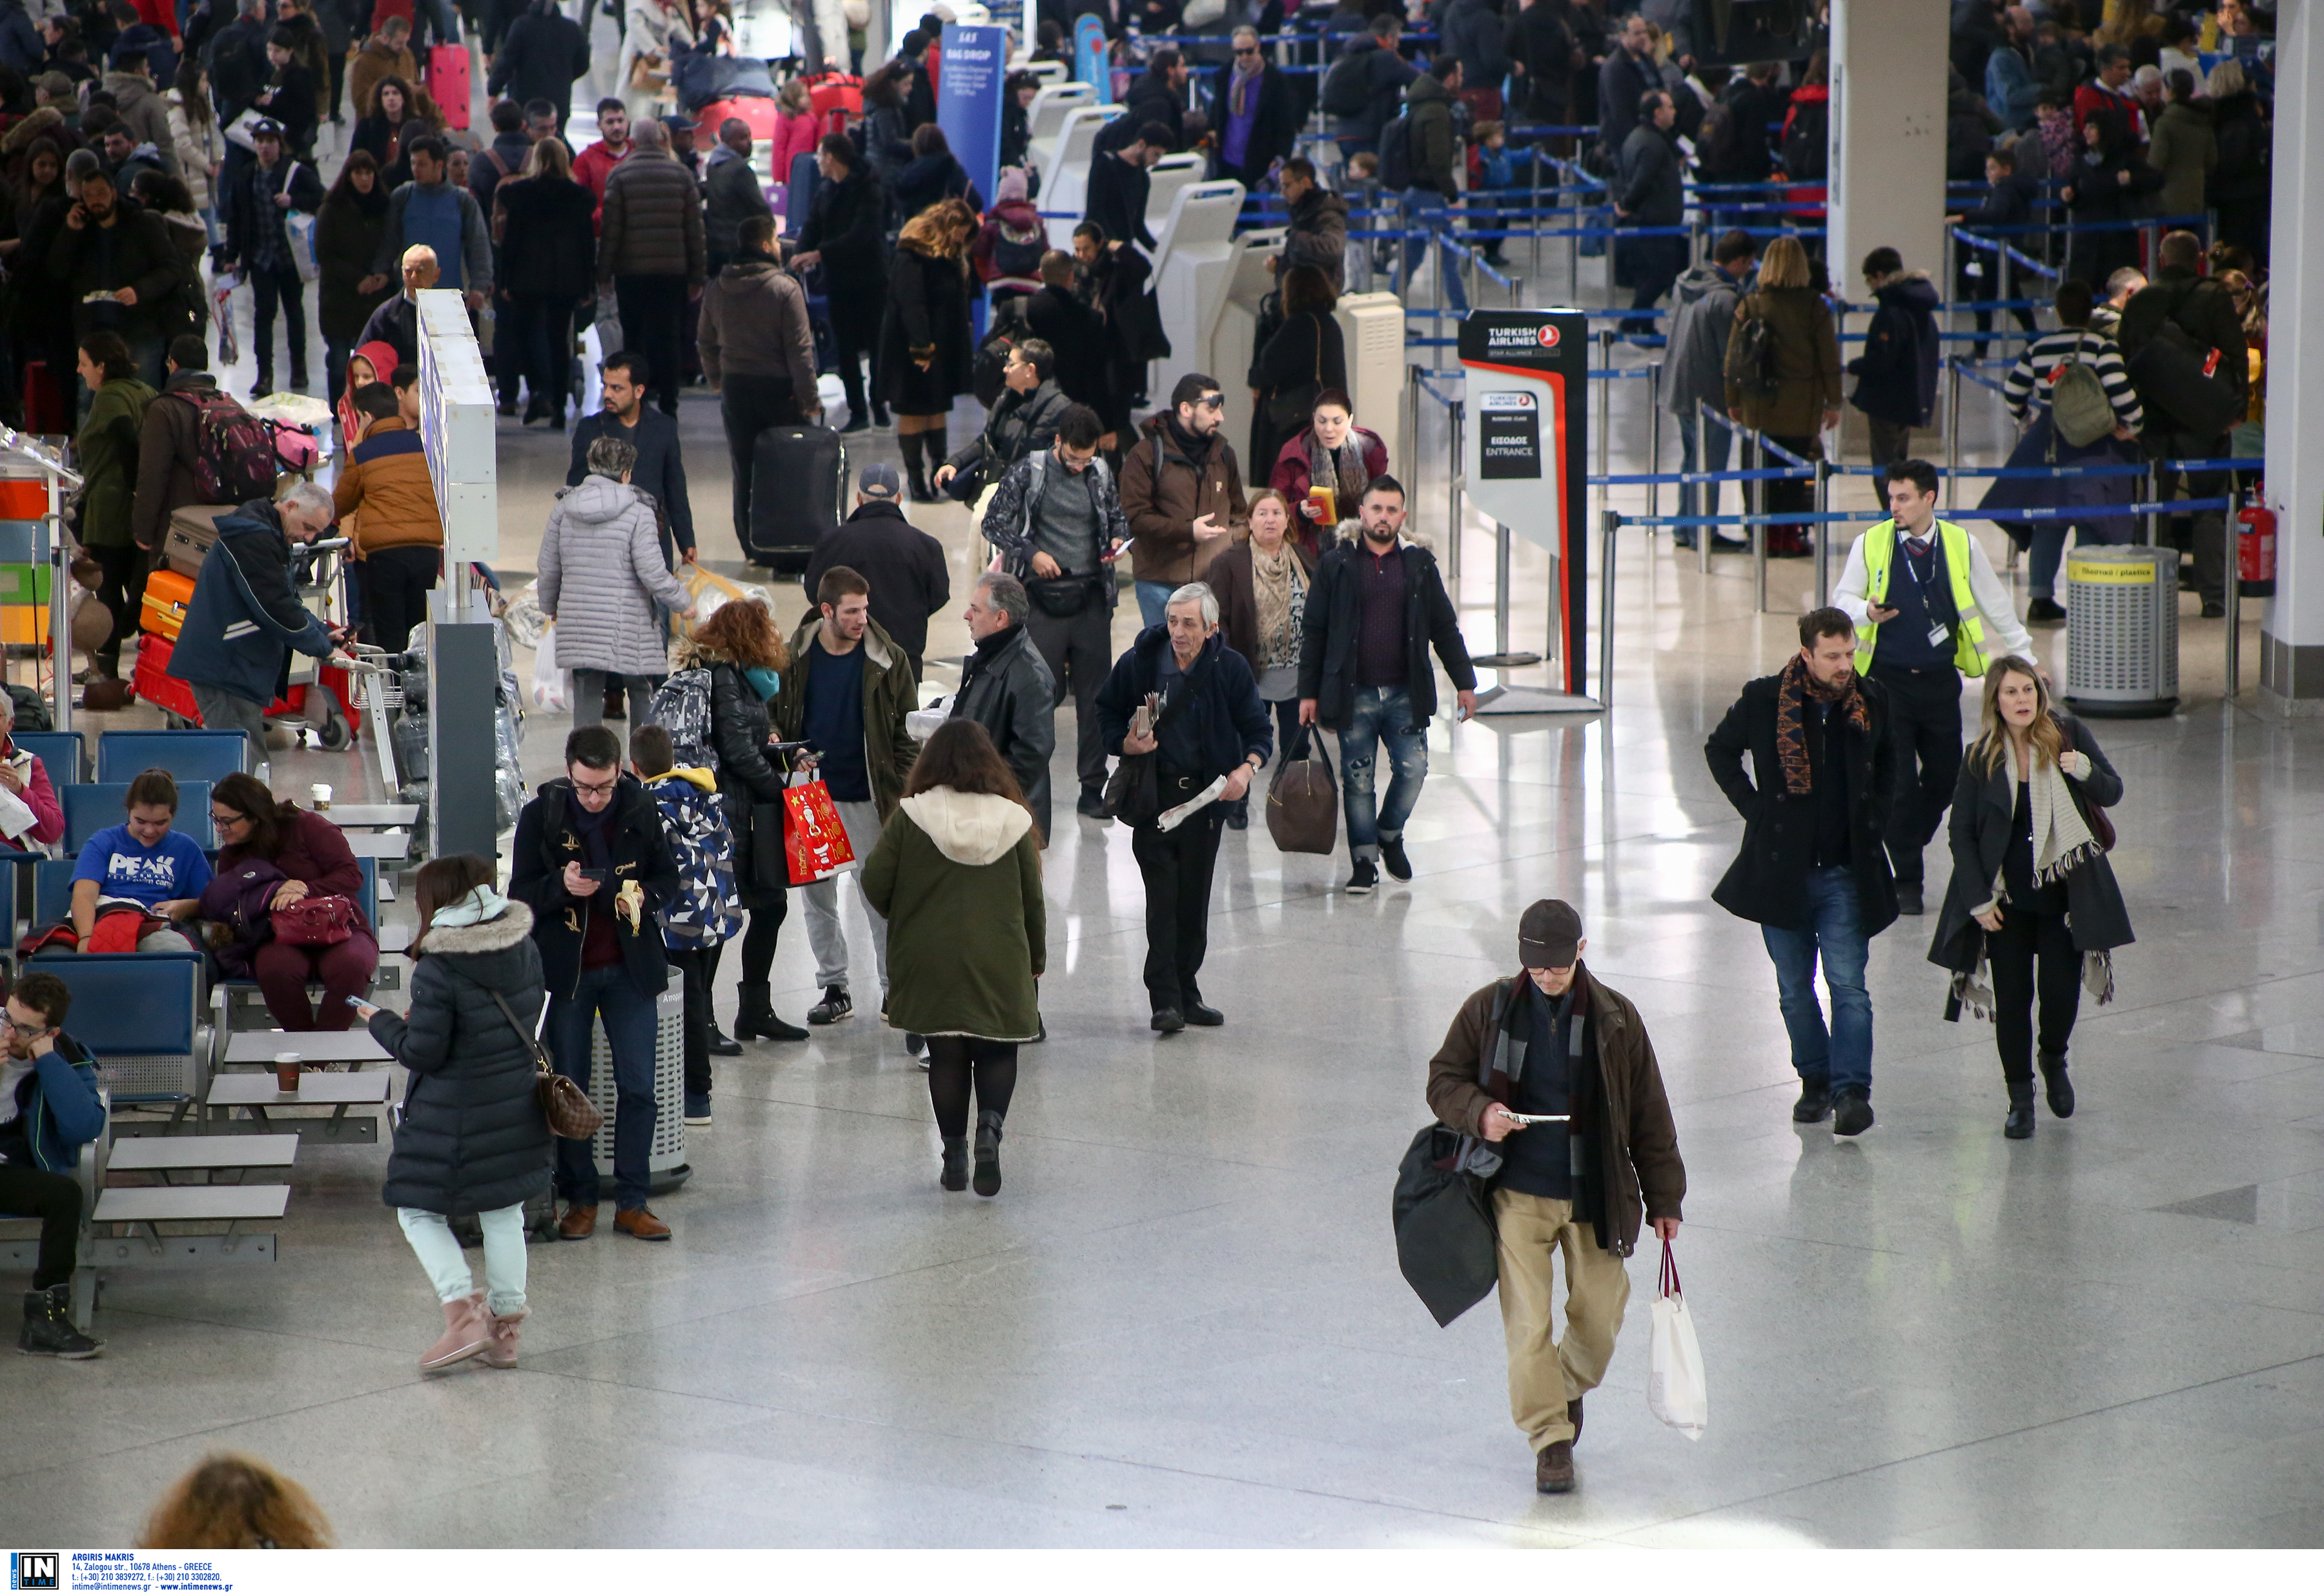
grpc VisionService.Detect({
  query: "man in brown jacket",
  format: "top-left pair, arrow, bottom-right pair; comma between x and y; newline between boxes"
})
347,16 -> 417,130
1425,899 -> 1685,1496
131,336 -> 228,553
598,118 -> 706,418
1119,372 -> 1248,629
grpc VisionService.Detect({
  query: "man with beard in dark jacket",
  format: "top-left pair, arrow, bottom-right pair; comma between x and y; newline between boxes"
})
950,570 -> 1057,842
802,465 -> 950,684
1845,247 -> 1942,474
1121,48 -> 1189,152
1085,120 -> 1167,254
1704,607 -> 1899,1140
484,0 -> 587,131
1330,13 -> 1417,157
47,163 -> 183,391
700,116 -> 771,278
1612,90 -> 1684,337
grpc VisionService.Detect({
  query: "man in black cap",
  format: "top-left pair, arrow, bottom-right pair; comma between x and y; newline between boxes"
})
802,463 -> 951,686
1424,899 -> 1686,1496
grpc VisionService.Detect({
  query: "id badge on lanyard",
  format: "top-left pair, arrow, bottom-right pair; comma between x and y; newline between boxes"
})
1901,542 -> 1948,650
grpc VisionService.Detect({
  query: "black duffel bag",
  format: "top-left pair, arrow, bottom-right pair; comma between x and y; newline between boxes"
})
1393,1123 -> 1500,1328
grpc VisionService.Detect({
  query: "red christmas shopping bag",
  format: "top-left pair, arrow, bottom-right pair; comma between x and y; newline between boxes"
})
784,778 -> 857,885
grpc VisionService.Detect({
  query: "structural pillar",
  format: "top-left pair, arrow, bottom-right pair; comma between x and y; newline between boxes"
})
2261,3 -> 2324,709
1826,1 -> 1948,304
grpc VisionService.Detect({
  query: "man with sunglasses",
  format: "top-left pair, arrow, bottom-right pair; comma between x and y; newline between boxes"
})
1121,372 -> 1249,631
1210,28 -> 1300,194
510,726 -> 682,1243
0,969 -> 107,1358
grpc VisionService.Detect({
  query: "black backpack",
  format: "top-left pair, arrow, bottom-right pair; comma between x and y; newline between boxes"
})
1321,51 -> 1371,119
1779,101 -> 1827,182
1378,110 -> 1416,192
1724,306 -> 1780,405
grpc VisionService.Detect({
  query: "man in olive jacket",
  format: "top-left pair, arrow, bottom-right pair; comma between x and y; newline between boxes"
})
1703,607 -> 1899,1139
1425,900 -> 1684,1496
772,564 -> 919,1027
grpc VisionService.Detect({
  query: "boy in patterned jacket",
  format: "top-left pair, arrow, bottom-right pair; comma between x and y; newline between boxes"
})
631,725 -> 742,1128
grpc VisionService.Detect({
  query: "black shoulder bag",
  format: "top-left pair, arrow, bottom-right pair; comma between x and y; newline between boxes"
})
1103,656 -> 1208,828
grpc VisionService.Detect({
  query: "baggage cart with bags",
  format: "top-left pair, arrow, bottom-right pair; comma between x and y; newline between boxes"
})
744,423 -> 844,571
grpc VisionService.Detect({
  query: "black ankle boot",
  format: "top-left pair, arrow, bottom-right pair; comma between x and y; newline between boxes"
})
2038,1051 -> 2074,1117
733,981 -> 806,1042
939,1137 -> 968,1192
900,432 -> 931,501
2004,1080 -> 2037,1139
972,1109 -> 1004,1197
918,425 -> 946,499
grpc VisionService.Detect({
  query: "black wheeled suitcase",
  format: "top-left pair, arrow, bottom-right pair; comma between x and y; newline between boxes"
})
746,423 -> 846,569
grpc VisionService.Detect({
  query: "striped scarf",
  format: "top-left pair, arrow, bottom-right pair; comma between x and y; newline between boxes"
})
1774,653 -> 1868,798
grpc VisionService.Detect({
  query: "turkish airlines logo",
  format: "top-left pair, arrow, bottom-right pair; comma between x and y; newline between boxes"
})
1539,326 -> 1560,347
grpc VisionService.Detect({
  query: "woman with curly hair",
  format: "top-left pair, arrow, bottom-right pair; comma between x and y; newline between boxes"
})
139,1454 -> 335,1549
879,197 -> 977,502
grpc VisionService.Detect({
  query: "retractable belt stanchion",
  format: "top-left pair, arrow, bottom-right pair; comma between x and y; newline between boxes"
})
1449,397 -> 1465,587
2225,483 -> 2243,698
1598,509 -> 1620,709
1646,362 -> 1663,540
1814,456 -> 1832,609
1749,432 -> 1768,613
1695,408 -> 1711,575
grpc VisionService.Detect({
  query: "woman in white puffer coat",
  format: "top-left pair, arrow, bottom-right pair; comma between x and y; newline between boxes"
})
537,434 -> 695,729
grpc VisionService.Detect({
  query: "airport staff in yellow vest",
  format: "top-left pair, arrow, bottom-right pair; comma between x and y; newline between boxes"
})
1834,460 -> 2035,917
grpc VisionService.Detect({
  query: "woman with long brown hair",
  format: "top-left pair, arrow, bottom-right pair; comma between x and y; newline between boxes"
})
863,719 -> 1045,1196
880,197 -> 979,501
1725,234 -> 1841,557
1203,487 -> 1314,829
678,597 -> 808,1043
1928,658 -> 2132,1139
350,853 -> 551,1372
138,1454 -> 335,1549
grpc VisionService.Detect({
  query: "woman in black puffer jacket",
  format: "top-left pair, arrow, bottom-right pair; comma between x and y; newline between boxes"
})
360,853 -> 551,1376
679,597 -> 808,1044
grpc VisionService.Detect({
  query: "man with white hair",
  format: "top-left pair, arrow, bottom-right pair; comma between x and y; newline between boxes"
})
165,481 -> 354,775
1095,580 -> 1275,1033
358,244 -> 443,372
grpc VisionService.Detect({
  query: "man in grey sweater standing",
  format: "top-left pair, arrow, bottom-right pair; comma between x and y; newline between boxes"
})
698,215 -> 817,549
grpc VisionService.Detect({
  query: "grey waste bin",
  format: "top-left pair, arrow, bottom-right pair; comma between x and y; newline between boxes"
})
2063,545 -> 2178,718
584,986 -> 691,1193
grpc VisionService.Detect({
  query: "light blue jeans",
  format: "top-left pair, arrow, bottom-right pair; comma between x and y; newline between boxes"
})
1135,580 -> 1179,630
1760,864 -> 1874,1097
399,1204 -> 527,1316
1340,684 -> 1429,862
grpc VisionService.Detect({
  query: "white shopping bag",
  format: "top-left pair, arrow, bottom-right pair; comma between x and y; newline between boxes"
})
530,624 -> 571,711
1647,1240 -> 1707,1440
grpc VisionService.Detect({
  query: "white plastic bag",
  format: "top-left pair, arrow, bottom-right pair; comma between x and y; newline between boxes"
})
904,694 -> 952,741
530,624 -> 571,711
1647,1241 -> 1707,1440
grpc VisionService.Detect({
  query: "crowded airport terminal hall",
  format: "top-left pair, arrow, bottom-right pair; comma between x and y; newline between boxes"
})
0,0 -> 2317,1570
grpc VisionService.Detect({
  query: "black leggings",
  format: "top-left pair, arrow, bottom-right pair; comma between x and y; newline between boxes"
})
1989,905 -> 2081,1084
924,1038 -> 1018,1141
737,900 -> 788,986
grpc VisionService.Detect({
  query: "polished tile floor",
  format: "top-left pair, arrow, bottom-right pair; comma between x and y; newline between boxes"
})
8,143 -> 2319,1550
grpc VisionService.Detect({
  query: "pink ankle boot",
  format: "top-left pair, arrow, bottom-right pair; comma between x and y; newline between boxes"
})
420,1292 -> 493,1371
476,1307 -> 527,1368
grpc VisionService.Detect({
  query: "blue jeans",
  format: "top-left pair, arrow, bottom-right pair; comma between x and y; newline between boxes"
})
548,965 -> 660,1211
1340,685 -> 1428,862
1674,413 -> 1733,527
1135,580 -> 1178,630
1760,864 -> 1874,1097
1400,188 -> 1471,315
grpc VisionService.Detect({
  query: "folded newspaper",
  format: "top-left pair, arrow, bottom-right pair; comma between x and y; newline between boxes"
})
1156,774 -> 1227,833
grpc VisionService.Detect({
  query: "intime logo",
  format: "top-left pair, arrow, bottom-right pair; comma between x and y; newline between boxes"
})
10,1552 -> 59,1591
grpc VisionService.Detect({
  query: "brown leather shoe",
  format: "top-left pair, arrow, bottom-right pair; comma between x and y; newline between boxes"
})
557,1203 -> 598,1240
1569,1396 -> 1584,1444
613,1206 -> 671,1241
1534,1439 -> 1576,1494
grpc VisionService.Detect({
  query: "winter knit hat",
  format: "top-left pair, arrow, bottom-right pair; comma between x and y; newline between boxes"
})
997,165 -> 1028,203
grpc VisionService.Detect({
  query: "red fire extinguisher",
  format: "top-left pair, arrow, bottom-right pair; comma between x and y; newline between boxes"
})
2237,489 -> 2277,598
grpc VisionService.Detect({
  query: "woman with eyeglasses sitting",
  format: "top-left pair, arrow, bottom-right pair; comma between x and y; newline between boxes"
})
200,771 -> 378,1032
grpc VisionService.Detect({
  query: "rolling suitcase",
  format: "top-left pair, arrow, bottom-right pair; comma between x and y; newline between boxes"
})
745,423 -> 845,569
163,505 -> 233,578
140,568 -> 196,640
426,43 -> 470,130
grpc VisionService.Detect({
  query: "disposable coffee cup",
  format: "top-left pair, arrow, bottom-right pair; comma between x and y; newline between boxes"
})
311,784 -> 332,810
274,1051 -> 301,1092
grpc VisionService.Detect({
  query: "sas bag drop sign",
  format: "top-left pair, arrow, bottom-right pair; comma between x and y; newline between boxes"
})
1478,391 -> 1542,482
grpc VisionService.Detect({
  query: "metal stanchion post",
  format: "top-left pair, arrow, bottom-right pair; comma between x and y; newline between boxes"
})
1696,407 -> 1711,577
1494,518 -> 1513,656
1749,433 -> 1768,615
1403,363 -> 1419,493
2225,485 -> 2243,697
1943,357 -> 1961,518
2143,462 -> 2157,547
1598,510 -> 1620,709
1595,329 -> 1612,485
1449,400 -> 1465,578
1814,457 -> 1831,608
1646,362 -> 1662,540
1565,173 -> 1580,300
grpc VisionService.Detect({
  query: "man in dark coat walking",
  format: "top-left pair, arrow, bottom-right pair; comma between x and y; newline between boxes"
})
802,464 -> 950,684
484,0 -> 587,132
1612,89 -> 1685,337
567,351 -> 695,564
1703,607 -> 1900,1139
951,571 -> 1058,841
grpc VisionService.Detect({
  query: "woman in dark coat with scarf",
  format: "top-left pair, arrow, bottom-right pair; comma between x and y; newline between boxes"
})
203,771 -> 379,1033
793,132 -> 890,432
880,198 -> 977,502
1246,265 -> 1346,499
314,150 -> 393,405
2060,114 -> 2159,296
678,598 -> 808,1044
1269,389 -> 1386,561
356,853 -> 551,1374
1928,657 -> 2131,1141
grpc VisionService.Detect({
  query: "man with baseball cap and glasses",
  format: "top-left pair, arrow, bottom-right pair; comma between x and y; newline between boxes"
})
1423,899 -> 1686,1495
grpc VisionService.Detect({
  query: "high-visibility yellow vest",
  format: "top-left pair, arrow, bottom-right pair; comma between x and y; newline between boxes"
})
1855,518 -> 1989,678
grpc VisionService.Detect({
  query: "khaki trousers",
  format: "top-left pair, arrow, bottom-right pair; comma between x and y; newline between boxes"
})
1493,1188 -> 1633,1452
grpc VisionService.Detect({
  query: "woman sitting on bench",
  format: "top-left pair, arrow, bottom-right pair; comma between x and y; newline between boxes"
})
68,768 -> 209,953
204,773 -> 380,1032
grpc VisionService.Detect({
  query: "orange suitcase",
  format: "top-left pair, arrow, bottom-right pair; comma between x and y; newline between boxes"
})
141,567 -> 196,640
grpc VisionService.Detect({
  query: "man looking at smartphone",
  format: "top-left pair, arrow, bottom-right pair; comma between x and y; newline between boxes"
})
1423,900 -> 1686,1496
509,726 -> 680,1243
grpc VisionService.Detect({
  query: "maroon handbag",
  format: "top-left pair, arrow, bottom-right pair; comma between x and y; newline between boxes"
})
272,894 -> 358,946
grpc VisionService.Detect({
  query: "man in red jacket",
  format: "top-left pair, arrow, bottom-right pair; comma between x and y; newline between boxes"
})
571,96 -> 632,229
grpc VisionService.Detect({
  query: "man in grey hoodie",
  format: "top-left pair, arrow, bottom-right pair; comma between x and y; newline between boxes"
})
1662,229 -> 1756,550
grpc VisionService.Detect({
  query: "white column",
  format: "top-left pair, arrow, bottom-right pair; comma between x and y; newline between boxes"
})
1827,0 -> 1949,290
2261,3 -> 2324,707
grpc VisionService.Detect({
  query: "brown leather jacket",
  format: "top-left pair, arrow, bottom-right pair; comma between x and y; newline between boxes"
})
1424,964 -> 1686,1256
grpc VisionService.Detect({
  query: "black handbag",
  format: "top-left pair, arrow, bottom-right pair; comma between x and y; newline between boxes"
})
1392,1123 -> 1500,1328
748,802 -> 790,891
1103,660 -> 1206,827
